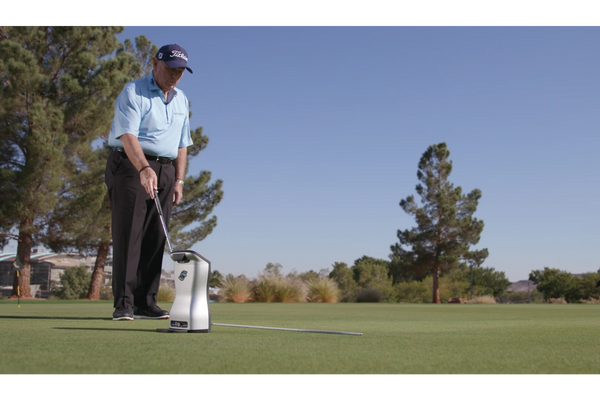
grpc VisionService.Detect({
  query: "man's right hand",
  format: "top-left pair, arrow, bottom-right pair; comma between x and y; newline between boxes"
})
140,167 -> 158,198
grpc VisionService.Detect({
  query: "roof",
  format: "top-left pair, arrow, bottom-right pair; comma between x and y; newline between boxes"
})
0,252 -> 17,262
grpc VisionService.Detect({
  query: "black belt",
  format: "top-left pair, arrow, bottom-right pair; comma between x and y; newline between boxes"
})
116,148 -> 172,165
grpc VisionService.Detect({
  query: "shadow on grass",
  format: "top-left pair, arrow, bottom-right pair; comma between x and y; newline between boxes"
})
53,327 -> 158,332
0,315 -> 111,321
2,316 -> 167,332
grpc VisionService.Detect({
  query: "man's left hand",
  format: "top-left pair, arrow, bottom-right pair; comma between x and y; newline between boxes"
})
173,182 -> 183,205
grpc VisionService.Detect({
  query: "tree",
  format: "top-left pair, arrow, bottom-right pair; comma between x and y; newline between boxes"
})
41,35 -> 159,300
391,143 -> 486,303
209,270 -> 223,288
0,27 -> 129,299
453,264 -> 510,298
264,262 -> 283,277
389,252 -> 420,284
577,272 -> 600,301
530,268 -> 600,303
463,248 -> 490,298
329,262 -> 358,302
351,255 -> 394,300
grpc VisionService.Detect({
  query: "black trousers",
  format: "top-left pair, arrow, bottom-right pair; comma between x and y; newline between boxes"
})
105,149 -> 175,309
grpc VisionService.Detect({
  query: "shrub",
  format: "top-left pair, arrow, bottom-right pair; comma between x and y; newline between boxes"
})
356,287 -> 385,303
157,285 -> 175,302
308,277 -> 340,303
52,266 -> 92,300
547,297 -> 568,304
423,275 -> 469,303
579,298 -> 600,304
221,274 -> 253,303
275,276 -> 308,303
394,281 -> 431,303
252,273 -> 278,302
100,283 -> 114,301
251,273 -> 308,303
329,262 -> 359,302
464,295 -> 496,304
496,290 -> 544,304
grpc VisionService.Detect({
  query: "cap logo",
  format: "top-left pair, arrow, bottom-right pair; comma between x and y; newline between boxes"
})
170,50 -> 188,62
158,53 -> 163,59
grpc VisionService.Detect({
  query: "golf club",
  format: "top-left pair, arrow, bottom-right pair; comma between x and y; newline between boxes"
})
153,190 -> 173,253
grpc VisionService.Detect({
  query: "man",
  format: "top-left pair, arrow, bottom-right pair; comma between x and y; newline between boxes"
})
105,44 -> 194,321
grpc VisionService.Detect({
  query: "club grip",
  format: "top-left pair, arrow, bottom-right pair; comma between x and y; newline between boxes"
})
153,190 -> 163,216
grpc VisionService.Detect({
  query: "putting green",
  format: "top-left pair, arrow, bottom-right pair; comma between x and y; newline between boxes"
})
1,301 -> 599,374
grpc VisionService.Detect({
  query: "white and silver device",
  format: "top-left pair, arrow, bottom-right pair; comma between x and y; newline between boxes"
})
166,250 -> 211,333
153,191 -> 211,333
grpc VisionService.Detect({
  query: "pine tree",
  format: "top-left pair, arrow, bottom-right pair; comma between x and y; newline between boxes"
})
0,27 -> 129,298
390,143 -> 486,303
43,36 -> 160,300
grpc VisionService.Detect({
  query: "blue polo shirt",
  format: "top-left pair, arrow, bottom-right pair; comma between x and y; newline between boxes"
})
108,72 -> 193,160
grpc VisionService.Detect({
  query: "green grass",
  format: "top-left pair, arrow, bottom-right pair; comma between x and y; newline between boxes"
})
1,300 -> 599,374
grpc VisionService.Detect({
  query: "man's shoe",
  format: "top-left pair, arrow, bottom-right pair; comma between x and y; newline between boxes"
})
133,305 -> 170,319
112,307 -> 134,321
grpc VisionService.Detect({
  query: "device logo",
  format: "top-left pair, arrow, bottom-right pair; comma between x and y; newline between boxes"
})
179,270 -> 188,281
171,320 -> 188,328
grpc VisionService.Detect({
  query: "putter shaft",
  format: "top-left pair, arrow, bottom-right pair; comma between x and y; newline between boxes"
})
153,190 -> 173,253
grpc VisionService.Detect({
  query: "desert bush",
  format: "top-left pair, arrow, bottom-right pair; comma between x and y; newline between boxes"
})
252,273 -> 278,302
252,273 -> 308,302
496,290 -> 544,304
547,297 -> 568,304
221,274 -> 253,303
308,277 -> 340,303
356,287 -> 385,303
464,295 -> 496,304
275,275 -> 308,302
157,285 -> 175,302
579,297 -> 600,304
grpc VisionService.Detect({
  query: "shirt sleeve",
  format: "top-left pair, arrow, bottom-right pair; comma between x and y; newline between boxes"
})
112,84 -> 142,139
179,98 -> 194,148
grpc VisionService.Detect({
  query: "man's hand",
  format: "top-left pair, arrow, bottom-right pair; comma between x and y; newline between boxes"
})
173,182 -> 183,205
140,167 -> 158,198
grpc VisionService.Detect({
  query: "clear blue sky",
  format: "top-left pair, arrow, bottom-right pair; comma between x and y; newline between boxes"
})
109,26 -> 598,282
3,25 -> 597,283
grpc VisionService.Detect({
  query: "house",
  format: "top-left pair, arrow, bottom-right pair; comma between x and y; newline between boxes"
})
0,248 -> 113,299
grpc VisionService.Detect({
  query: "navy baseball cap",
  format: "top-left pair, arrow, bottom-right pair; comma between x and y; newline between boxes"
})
156,44 -> 193,73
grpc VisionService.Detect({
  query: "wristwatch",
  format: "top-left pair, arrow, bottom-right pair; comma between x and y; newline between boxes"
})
175,180 -> 185,186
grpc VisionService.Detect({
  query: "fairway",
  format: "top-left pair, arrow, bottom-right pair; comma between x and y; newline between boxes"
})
1,301 -> 599,374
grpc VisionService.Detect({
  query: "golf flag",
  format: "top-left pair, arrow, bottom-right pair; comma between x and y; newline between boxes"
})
12,257 -> 24,271
12,257 -> 23,308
